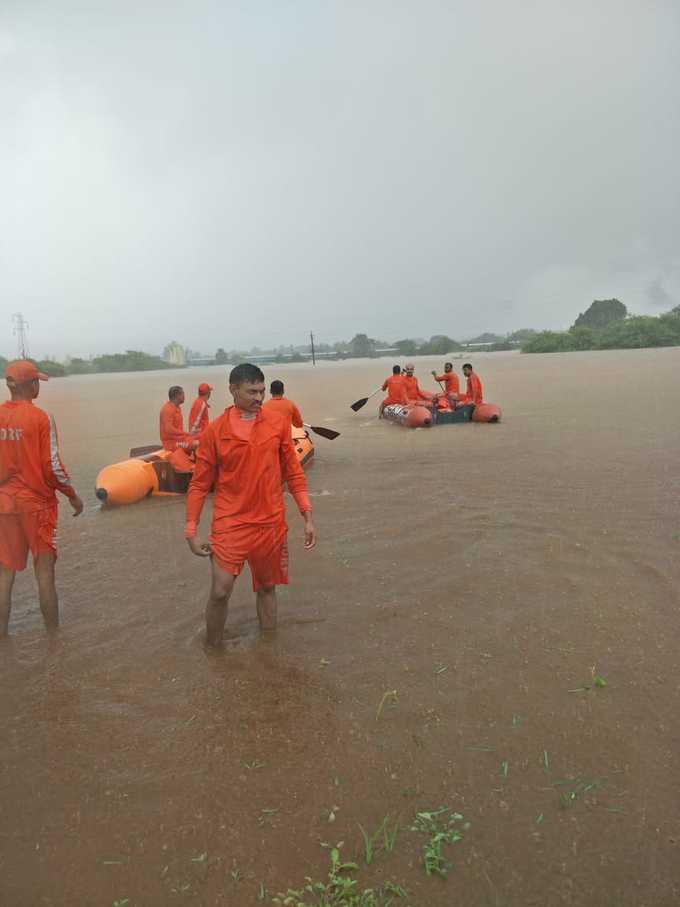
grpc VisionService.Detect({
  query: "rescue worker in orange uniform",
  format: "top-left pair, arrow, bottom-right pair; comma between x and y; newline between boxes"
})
188,383 -> 213,436
159,386 -> 195,451
0,360 -> 84,637
185,363 -> 316,647
402,363 -> 434,404
262,380 -> 304,429
379,365 -> 409,416
457,363 -> 484,406
431,362 -> 460,408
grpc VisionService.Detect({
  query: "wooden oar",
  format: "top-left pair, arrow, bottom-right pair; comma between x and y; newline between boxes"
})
129,444 -> 163,458
350,387 -> 382,412
304,422 -> 340,440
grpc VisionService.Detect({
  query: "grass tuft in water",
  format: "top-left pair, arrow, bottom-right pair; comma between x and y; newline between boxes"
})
409,807 -> 469,878
273,846 -> 409,906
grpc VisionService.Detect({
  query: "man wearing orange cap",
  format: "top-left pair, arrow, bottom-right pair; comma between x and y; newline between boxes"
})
262,380 -> 303,429
189,382 -> 213,436
159,386 -> 196,451
185,363 -> 316,647
0,360 -> 83,636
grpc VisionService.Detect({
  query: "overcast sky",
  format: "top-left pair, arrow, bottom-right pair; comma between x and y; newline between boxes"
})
1,1 -> 679,358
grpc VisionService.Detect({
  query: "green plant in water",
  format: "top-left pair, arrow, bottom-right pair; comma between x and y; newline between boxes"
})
358,816 -> 400,865
273,847 -> 408,906
409,807 -> 469,877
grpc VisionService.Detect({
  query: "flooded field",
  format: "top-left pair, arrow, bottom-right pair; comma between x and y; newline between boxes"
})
1,348 -> 679,906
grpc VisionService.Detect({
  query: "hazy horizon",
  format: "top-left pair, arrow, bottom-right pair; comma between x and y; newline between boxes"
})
2,1 -> 679,359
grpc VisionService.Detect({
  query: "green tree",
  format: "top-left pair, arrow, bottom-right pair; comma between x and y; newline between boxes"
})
418,335 -> 461,355
573,298 -> 627,330
467,332 -> 505,344
567,325 -> 596,350
349,333 -> 376,357
508,328 -> 537,343
522,331 -> 575,353
215,348 -> 229,364
394,339 -> 418,356
36,359 -> 66,377
67,358 -> 93,374
91,351 -> 172,373
597,315 -> 680,349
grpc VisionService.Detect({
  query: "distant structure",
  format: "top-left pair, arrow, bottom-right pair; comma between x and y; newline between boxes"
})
12,313 -> 30,359
163,341 -> 187,366
185,348 -> 215,366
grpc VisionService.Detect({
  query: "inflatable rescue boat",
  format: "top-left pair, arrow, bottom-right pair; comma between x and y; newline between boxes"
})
382,399 -> 501,428
95,425 -> 315,506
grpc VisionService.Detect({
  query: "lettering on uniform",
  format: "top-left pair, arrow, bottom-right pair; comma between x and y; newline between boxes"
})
0,427 -> 23,441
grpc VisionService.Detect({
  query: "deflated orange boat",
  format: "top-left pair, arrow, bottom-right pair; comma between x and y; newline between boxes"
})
96,426 -> 315,506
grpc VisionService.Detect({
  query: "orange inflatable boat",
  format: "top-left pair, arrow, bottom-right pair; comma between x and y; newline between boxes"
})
382,403 -> 434,428
96,426 -> 315,506
382,399 -> 502,428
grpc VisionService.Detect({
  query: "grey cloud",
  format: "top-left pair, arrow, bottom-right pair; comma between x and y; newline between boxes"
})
1,1 -> 679,357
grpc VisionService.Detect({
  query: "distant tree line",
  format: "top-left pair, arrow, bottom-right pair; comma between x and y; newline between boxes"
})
0,351 -> 174,378
522,300 -> 680,353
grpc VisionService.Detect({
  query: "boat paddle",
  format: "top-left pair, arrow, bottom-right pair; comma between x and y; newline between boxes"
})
350,387 -> 382,412
304,423 -> 340,440
129,444 -> 163,458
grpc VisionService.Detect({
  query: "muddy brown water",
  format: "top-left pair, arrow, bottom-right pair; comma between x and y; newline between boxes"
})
1,350 -> 679,906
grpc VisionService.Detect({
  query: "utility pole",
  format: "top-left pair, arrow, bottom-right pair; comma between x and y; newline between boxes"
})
12,313 -> 30,359
310,331 -> 316,366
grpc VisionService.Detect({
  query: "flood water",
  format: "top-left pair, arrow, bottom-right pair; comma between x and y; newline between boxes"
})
1,349 -> 679,906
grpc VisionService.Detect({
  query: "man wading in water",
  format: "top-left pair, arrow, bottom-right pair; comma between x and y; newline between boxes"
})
184,363 -> 316,646
0,360 -> 83,636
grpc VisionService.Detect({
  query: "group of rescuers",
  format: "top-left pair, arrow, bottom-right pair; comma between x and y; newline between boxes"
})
380,360 -> 483,415
0,358 -> 483,646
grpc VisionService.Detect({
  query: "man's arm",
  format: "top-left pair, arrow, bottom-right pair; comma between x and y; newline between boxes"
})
279,426 -> 315,550
472,376 -> 483,404
291,403 -> 304,429
185,428 -> 218,554
40,414 -> 83,515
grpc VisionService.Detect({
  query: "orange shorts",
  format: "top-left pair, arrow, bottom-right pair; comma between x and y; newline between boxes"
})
210,522 -> 288,592
0,506 -> 58,571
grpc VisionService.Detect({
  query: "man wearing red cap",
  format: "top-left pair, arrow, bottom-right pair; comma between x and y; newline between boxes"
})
188,383 -> 213,437
0,360 -> 83,636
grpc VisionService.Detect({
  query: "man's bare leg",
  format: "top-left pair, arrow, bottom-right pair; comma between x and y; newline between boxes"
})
0,567 -> 16,638
256,585 -> 277,632
205,560 -> 236,647
34,553 -> 59,631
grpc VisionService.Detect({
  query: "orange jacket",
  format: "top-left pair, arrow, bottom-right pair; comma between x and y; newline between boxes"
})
434,372 -> 460,395
185,406 -> 311,537
381,375 -> 409,405
403,375 -> 432,401
160,401 -> 192,451
466,372 -> 483,405
188,397 -> 211,435
262,396 -> 303,429
0,400 -> 76,513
